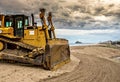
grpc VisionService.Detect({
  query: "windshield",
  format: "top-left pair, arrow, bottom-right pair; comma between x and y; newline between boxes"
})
5,16 -> 13,27
0,15 -> 2,27
17,20 -> 23,29
0,21 -> 1,27
25,19 -> 29,26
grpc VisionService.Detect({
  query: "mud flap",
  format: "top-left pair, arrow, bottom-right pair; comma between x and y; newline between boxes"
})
44,43 -> 70,70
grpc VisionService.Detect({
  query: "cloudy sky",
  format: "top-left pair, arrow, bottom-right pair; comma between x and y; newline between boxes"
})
0,0 -> 120,29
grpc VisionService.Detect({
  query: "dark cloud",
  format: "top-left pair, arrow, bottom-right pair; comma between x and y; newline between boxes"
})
42,2 -> 50,6
58,0 -> 66,3
94,6 -> 105,15
0,0 -> 120,29
61,12 -> 70,17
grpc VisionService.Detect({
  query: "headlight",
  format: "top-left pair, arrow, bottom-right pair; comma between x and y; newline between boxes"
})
0,30 -> 2,33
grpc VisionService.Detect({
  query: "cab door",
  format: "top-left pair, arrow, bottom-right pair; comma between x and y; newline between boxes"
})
14,17 -> 24,37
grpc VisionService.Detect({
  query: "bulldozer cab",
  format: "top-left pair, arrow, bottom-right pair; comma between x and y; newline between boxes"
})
2,15 -> 29,37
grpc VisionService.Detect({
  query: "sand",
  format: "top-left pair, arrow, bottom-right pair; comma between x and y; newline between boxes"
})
0,44 -> 120,82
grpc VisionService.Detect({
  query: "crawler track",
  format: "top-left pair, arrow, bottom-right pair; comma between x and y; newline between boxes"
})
0,37 -> 36,51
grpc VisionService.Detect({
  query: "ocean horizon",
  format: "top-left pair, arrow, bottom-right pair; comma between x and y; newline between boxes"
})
55,29 -> 120,46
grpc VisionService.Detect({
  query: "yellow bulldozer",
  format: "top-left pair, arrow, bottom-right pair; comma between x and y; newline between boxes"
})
0,8 -> 70,70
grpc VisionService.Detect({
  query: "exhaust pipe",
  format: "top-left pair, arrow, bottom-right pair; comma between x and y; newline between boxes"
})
31,13 -> 34,26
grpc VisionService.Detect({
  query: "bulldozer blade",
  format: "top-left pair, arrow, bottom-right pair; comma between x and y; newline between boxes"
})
44,41 -> 70,70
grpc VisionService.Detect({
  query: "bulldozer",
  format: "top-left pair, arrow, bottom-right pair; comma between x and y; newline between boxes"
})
0,8 -> 70,70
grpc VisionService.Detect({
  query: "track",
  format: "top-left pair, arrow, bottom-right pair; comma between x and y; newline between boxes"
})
42,45 -> 120,82
0,36 -> 37,51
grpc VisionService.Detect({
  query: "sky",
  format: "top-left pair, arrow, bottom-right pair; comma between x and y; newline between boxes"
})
55,29 -> 120,44
0,0 -> 120,29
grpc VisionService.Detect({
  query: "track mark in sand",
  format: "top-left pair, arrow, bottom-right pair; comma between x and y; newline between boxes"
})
42,47 -> 120,82
0,46 -> 120,82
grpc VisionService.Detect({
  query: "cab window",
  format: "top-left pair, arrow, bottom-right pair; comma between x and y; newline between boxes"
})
0,21 -> 1,27
5,16 -> 13,27
6,21 -> 12,27
25,18 -> 29,26
0,16 -> 2,27
17,20 -> 23,28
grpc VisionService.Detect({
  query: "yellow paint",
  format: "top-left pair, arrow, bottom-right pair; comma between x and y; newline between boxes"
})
51,59 -> 70,71
0,27 -> 14,36
48,39 -> 68,45
22,26 -> 47,48
0,15 -> 14,36
0,15 -> 5,28
0,41 -> 4,51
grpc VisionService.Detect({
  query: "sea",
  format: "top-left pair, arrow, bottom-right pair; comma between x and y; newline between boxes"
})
55,29 -> 120,46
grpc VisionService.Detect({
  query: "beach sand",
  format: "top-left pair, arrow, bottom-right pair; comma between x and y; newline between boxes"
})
0,44 -> 120,82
